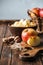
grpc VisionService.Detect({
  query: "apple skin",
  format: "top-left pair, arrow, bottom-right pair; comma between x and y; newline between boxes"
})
21,28 -> 37,42
21,29 -> 30,42
39,8 -> 43,18
32,8 -> 40,16
27,36 -> 40,46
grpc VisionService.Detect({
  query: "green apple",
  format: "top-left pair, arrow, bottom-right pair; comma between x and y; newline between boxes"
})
27,36 -> 40,46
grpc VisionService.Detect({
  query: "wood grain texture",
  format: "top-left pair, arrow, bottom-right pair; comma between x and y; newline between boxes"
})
0,24 -> 8,58
0,22 -> 43,65
0,24 -> 7,38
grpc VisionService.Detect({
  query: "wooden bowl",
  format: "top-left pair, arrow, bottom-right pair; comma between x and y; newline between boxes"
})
9,20 -> 37,38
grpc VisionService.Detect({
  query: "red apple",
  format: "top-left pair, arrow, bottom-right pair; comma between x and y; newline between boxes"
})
21,28 -> 37,42
21,29 -> 30,42
32,8 -> 40,16
39,8 -> 43,18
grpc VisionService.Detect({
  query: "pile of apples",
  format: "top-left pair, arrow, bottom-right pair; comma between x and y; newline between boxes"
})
31,7 -> 43,18
21,28 -> 40,46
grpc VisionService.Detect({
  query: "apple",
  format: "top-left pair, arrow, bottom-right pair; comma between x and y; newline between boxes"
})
21,29 -> 30,42
27,36 -> 40,46
21,28 -> 37,42
39,8 -> 43,18
32,7 -> 40,16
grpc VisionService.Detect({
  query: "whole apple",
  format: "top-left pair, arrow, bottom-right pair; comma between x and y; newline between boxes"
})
27,36 -> 40,46
21,28 -> 37,42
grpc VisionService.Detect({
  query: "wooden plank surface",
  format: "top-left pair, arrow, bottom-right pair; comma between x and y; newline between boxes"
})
0,24 -> 7,38
0,23 -> 8,57
0,23 -> 11,65
0,23 -> 9,65
0,23 -> 43,65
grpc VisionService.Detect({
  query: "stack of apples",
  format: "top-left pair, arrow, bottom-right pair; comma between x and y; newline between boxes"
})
31,7 -> 43,18
21,28 -> 40,46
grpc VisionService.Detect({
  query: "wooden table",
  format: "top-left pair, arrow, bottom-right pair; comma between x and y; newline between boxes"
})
0,21 -> 43,65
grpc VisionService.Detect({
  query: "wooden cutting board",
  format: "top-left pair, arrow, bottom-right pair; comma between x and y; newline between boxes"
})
10,40 -> 43,60
19,41 -> 43,60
